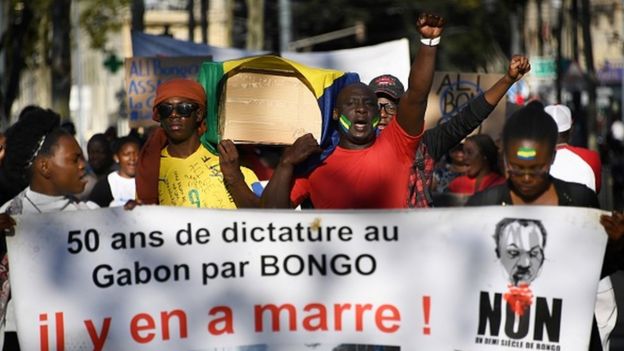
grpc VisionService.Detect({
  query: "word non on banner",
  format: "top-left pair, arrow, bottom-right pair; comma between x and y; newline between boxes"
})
7,206 -> 607,350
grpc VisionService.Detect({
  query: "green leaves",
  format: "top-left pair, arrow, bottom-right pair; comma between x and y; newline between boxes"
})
291,0 -> 517,73
79,0 -> 131,50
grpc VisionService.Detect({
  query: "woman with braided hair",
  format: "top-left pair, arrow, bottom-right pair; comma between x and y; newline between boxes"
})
0,106 -> 99,350
0,106 -> 61,205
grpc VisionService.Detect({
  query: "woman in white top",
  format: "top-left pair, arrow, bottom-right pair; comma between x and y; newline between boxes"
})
0,107 -> 98,350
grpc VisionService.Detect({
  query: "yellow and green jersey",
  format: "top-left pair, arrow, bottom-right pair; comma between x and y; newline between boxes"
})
159,146 -> 262,208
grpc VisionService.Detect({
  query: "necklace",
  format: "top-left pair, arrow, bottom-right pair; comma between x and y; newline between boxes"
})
24,194 -> 42,213
24,193 -> 71,214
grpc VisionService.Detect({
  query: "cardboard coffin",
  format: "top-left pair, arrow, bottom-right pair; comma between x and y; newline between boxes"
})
219,68 -> 322,145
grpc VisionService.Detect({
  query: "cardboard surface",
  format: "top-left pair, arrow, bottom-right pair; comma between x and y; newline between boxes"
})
219,70 -> 322,145
424,71 -> 506,140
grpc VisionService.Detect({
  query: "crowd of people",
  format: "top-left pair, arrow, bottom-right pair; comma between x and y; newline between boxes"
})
0,12 -> 621,351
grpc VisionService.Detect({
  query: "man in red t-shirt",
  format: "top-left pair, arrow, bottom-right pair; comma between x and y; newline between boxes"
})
545,104 -> 602,193
261,13 -> 445,209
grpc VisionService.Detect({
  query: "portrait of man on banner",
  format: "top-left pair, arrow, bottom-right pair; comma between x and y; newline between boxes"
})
493,218 -> 547,316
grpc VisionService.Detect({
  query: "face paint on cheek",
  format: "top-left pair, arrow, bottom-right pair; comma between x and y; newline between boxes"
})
339,114 -> 352,133
516,147 -> 537,160
371,114 -> 381,129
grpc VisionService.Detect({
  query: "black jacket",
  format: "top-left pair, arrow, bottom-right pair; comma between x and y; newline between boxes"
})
423,93 -> 495,162
466,176 -> 599,208
466,177 -> 606,351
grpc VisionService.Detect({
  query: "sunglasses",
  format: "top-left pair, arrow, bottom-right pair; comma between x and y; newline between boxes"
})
378,102 -> 397,115
156,102 -> 199,119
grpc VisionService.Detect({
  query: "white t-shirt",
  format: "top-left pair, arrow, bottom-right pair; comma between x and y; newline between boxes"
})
0,187 -> 99,214
0,187 -> 98,347
107,172 -> 136,207
550,148 -> 596,191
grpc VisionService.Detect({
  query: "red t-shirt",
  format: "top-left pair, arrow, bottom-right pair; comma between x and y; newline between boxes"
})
448,173 -> 506,195
290,119 -> 422,209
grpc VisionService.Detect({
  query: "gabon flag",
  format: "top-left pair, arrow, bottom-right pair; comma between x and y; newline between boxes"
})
197,55 -> 360,172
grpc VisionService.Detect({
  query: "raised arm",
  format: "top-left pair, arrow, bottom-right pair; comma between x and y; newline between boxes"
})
218,140 -> 261,208
484,55 -> 530,106
424,55 -> 531,160
260,134 -> 322,208
396,13 -> 445,136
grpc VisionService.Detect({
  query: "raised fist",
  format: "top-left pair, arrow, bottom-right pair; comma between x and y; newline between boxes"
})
507,55 -> 531,82
417,13 -> 445,39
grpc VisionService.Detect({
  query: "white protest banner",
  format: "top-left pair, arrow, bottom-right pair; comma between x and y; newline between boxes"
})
124,56 -> 210,128
283,38 -> 411,87
7,206 -> 607,350
131,32 -> 411,89
424,71 -> 507,140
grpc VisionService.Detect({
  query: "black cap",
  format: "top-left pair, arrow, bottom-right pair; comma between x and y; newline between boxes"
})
369,74 -> 405,100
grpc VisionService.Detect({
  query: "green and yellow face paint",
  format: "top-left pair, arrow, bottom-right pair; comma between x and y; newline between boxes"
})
516,146 -> 537,160
339,114 -> 352,133
371,114 -> 381,129
338,114 -> 381,134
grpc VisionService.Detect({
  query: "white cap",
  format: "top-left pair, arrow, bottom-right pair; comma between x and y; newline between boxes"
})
612,120 -> 624,141
544,104 -> 572,133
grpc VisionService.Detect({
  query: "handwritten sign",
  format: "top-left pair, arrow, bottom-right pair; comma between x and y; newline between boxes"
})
124,56 -> 210,128
425,72 -> 506,140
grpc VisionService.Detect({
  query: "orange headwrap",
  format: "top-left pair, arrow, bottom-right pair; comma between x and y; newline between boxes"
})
137,79 -> 207,204
151,78 -> 206,122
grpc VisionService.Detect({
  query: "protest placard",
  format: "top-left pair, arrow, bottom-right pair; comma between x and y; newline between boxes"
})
7,206 -> 607,350
424,72 -> 506,140
124,56 -> 210,128
219,70 -> 323,145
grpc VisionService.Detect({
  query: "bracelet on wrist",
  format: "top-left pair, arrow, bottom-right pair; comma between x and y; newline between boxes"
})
420,36 -> 441,47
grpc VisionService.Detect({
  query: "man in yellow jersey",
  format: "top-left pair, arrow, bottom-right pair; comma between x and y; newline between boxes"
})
136,78 -> 262,208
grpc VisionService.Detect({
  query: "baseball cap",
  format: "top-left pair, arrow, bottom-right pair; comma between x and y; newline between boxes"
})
369,75 -> 405,100
544,104 -> 572,132
612,120 -> 624,141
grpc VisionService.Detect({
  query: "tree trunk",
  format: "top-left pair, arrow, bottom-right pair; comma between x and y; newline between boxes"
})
188,0 -> 195,42
1,1 -> 34,125
51,0 -> 72,119
510,1 -> 526,55
132,0 -> 145,32
0,0 -> 6,125
201,0 -> 208,44
246,0 -> 264,50
278,0 -> 291,53
555,2 -> 564,103
571,0 -> 579,61
536,0 -> 543,56
580,0 -> 597,149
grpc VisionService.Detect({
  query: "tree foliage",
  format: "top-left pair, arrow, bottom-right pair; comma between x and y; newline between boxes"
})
0,0 -> 50,123
0,0 -> 131,123
291,0 -> 517,72
80,0 -> 131,50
